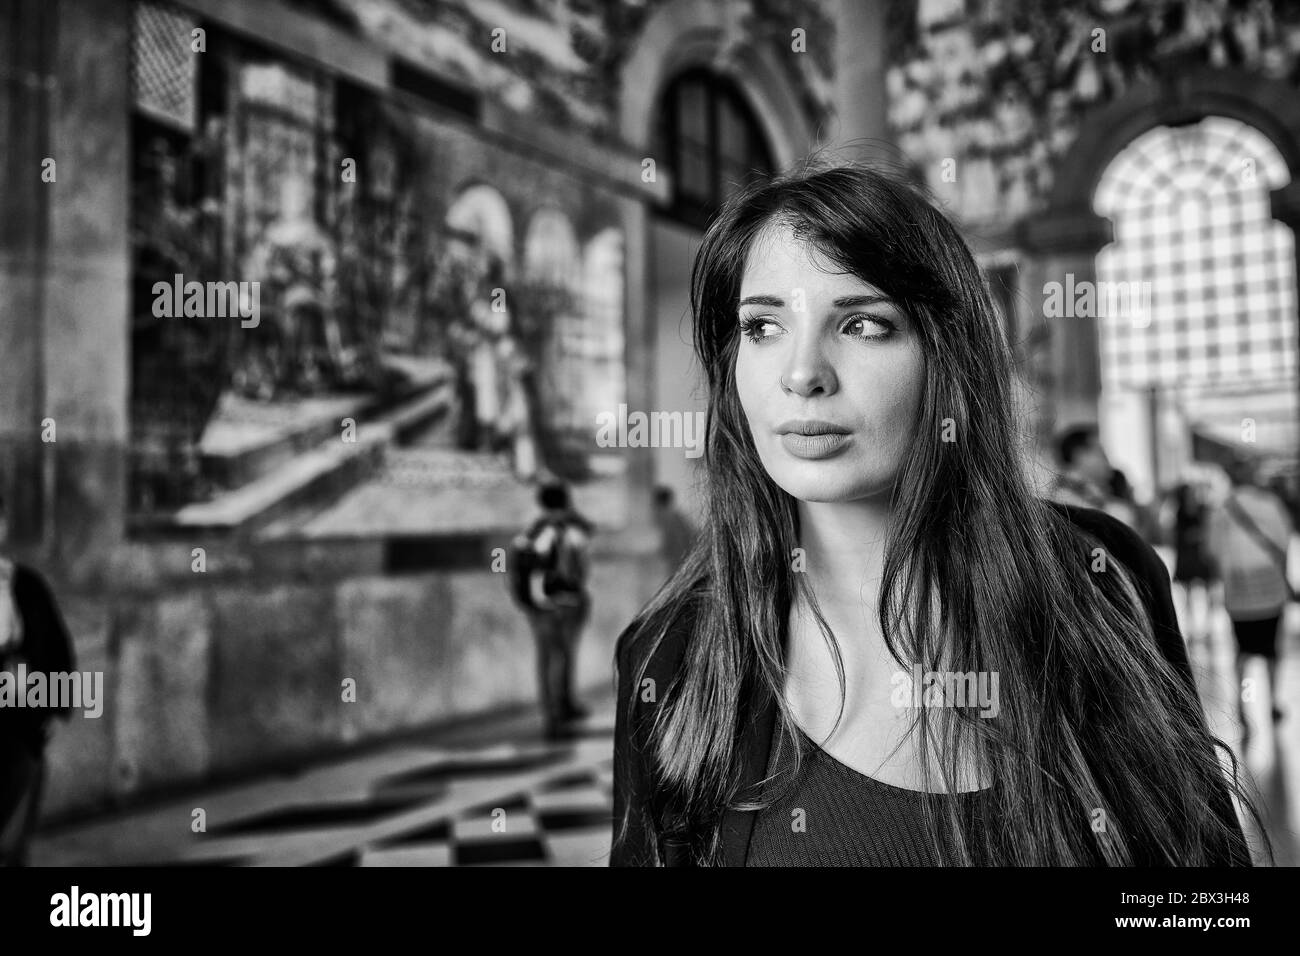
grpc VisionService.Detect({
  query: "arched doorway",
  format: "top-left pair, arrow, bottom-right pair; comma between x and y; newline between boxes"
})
1024,67 -> 1300,494
1094,115 -> 1297,493
445,184 -> 515,272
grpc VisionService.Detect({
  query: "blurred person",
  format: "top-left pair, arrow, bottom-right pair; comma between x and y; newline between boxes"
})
652,485 -> 697,570
0,491 -> 76,866
1168,481 -> 1218,647
612,164 -> 1258,866
1208,458 -> 1294,739
500,337 -> 538,481
1267,472 -> 1300,530
1048,425 -> 1143,532
1048,424 -> 1111,509
1106,467 -> 1146,537
508,480 -> 595,740
468,295 -> 504,452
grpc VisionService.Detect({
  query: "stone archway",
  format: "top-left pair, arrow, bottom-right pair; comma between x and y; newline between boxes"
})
618,0 -> 816,171
1019,67 -> 1300,436
445,182 -> 516,277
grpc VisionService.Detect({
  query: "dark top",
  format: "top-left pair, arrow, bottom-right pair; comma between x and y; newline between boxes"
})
611,501 -> 1250,867
746,722 -> 985,866
0,562 -> 76,755
1173,498 -> 1215,583
655,508 -> 696,568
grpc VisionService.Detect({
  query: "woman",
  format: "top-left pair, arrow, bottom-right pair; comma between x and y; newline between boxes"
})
610,164 -> 1263,867
1169,481 -> 1217,647
1208,458 -> 1294,740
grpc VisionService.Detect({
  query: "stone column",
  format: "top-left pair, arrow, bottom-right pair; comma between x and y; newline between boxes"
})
0,0 -> 131,583
1019,207 -> 1113,430
0,0 -> 55,549
832,0 -> 890,162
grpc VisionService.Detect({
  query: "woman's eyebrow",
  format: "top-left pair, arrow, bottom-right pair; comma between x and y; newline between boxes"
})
736,293 -> 895,309
832,294 -> 893,308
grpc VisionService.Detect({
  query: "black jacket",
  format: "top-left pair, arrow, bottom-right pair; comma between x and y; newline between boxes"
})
610,501 -> 1251,867
0,562 -> 76,755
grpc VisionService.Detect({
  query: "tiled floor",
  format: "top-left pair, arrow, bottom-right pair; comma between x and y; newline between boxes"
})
1177,592 -> 1300,867
27,581 -> 1300,867
30,701 -> 618,868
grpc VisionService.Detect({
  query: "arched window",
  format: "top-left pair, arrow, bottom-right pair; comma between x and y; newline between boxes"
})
582,229 -> 627,475
523,208 -> 584,447
445,183 -> 515,271
1095,115 -> 1298,458
654,68 -> 774,229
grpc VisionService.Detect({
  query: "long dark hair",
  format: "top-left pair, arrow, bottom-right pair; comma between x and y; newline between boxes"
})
616,162 -> 1266,866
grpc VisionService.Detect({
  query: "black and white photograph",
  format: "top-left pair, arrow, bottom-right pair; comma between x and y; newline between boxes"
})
2,0 -> 1299,932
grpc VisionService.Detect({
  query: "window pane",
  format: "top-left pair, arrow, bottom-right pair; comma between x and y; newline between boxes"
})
680,143 -> 712,201
677,79 -> 708,145
1094,115 -> 1298,455
657,71 -> 775,224
718,99 -> 750,165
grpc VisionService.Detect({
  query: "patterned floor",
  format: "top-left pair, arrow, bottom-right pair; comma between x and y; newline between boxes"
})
31,702 -> 618,868
28,577 -> 1300,867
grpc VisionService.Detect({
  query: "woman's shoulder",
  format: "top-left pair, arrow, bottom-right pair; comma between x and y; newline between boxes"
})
1044,498 -> 1167,584
614,592 -> 701,687
1042,498 -> 1184,668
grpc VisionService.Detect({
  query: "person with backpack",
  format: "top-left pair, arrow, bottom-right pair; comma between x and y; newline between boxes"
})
508,481 -> 594,740
0,490 -> 76,866
1207,457 -> 1295,742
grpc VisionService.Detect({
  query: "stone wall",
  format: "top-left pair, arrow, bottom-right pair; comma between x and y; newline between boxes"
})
0,0 -> 130,577
881,0 -> 1300,450
41,533 -> 665,822
1,0 -> 673,825
331,0 -> 838,145
888,0 -> 1300,225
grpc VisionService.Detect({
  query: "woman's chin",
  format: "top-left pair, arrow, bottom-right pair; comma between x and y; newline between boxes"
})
767,464 -> 892,504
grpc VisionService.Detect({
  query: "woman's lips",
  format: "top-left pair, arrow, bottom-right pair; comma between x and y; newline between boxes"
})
778,432 -> 851,459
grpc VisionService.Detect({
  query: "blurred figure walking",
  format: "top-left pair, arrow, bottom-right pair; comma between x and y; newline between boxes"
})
1048,425 -> 1144,532
652,485 -> 696,572
1208,458 -> 1295,741
1168,481 -> 1219,647
1106,467 -> 1148,538
0,491 -> 76,866
508,481 -> 594,740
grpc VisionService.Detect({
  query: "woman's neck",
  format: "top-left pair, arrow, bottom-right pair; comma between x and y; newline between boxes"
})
795,494 -> 892,615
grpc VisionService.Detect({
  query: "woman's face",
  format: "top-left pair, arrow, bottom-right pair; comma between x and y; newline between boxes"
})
734,223 -> 926,503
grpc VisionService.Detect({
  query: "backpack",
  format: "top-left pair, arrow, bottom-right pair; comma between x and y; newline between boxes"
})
507,515 -> 587,610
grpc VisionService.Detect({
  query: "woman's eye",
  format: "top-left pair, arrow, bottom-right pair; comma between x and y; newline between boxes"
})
843,314 -> 896,340
739,316 -> 779,342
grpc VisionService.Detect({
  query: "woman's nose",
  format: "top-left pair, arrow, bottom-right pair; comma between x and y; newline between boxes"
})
780,336 -> 837,396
